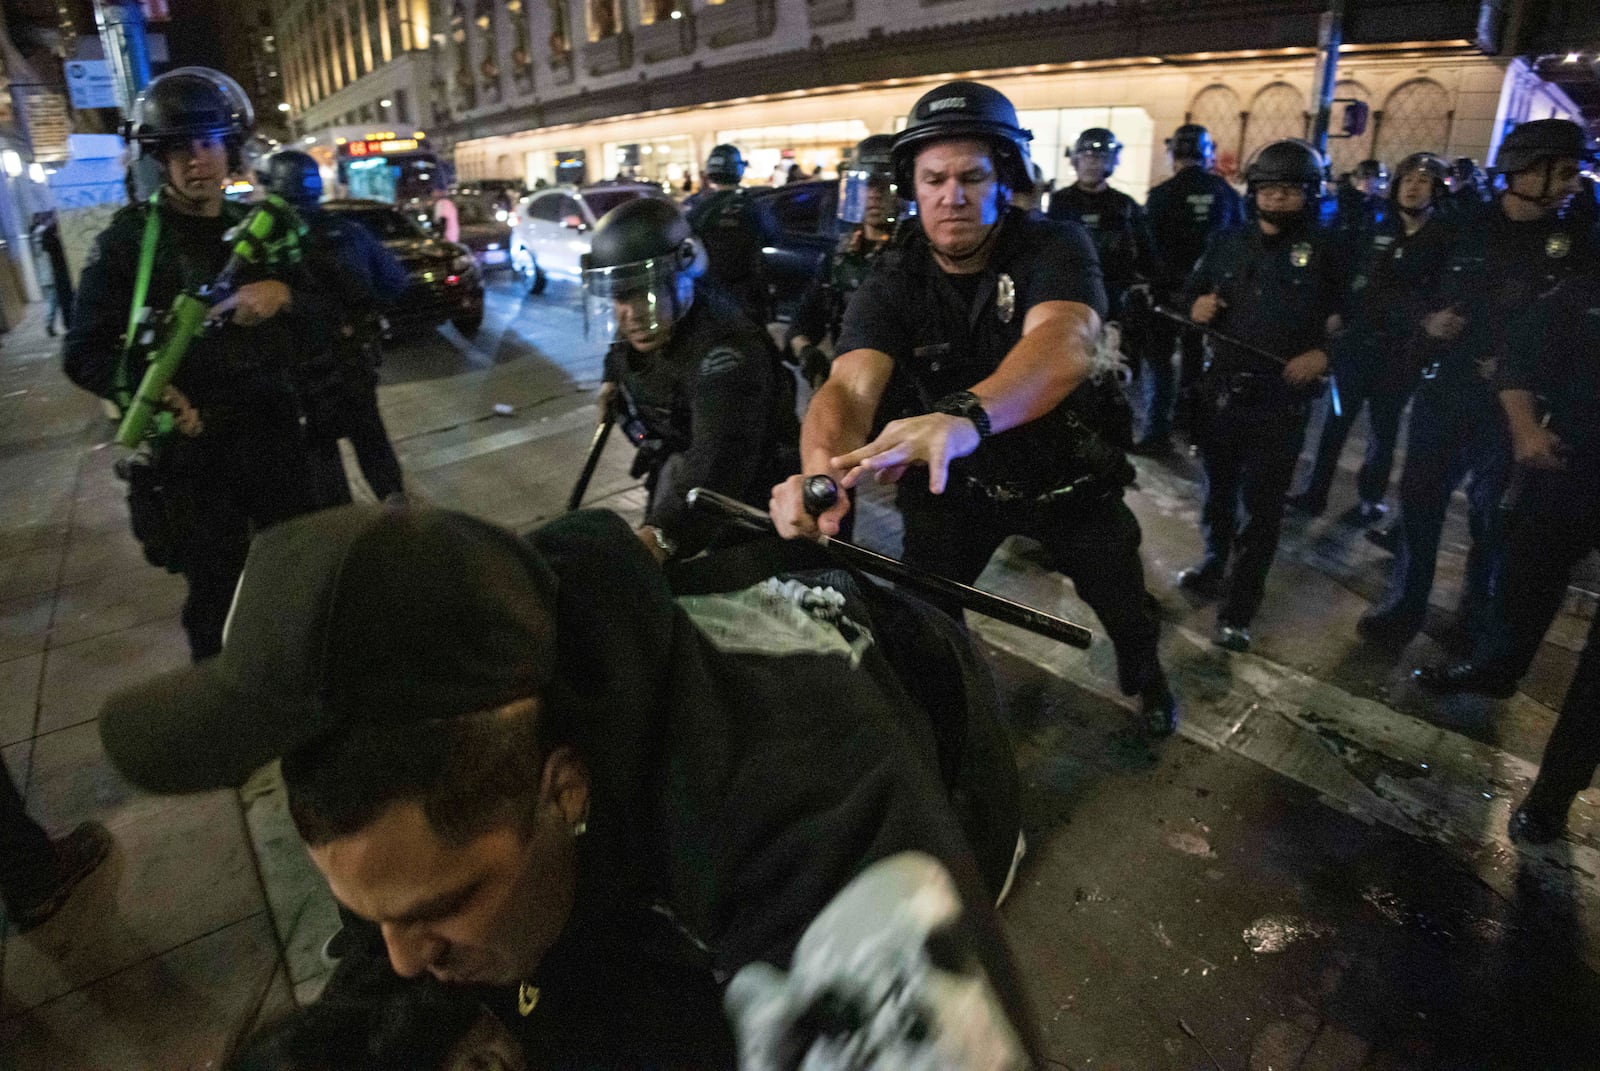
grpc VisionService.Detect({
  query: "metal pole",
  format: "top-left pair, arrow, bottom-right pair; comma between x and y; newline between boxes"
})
1309,0 -> 1345,155
92,0 -> 151,117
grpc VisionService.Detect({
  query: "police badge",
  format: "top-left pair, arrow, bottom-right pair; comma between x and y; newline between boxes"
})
1546,232 -> 1572,259
1290,242 -> 1313,268
997,273 -> 1016,324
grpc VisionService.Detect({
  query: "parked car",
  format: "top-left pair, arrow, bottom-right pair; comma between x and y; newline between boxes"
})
510,181 -> 667,295
749,179 -> 843,320
321,198 -> 486,337
450,187 -> 516,274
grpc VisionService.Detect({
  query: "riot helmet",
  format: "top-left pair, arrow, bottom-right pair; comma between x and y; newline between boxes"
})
1350,158 -> 1389,195
1245,139 -> 1327,226
1495,118 -> 1595,175
1071,127 -> 1121,187
704,144 -> 747,185
125,67 -> 254,165
1450,157 -> 1489,202
1390,152 -> 1448,216
581,197 -> 707,350
1167,124 -> 1215,166
258,150 -> 323,208
838,133 -> 902,228
1073,128 -> 1123,160
890,80 -> 1035,195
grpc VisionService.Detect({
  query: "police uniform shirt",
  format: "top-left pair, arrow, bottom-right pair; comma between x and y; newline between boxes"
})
1046,185 -> 1159,300
1144,165 -> 1247,294
835,207 -> 1108,498
1180,221 -> 1344,392
1500,270 -> 1600,458
1343,212 -> 1458,355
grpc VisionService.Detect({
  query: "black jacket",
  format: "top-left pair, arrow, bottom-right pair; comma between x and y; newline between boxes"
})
1335,210 -> 1457,392
604,288 -> 798,555
64,199 -> 339,417
1145,164 -> 1247,295
1046,184 -> 1159,307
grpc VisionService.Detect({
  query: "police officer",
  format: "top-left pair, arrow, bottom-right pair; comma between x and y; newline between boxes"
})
63,67 -> 336,660
1358,119 -> 1598,650
786,134 -> 902,387
1332,158 -> 1389,235
259,149 -> 410,503
683,143 -> 781,325
1047,127 -> 1160,323
1447,157 -> 1491,215
1176,139 -> 1343,653
1139,123 -> 1248,454
1409,242 -> 1600,845
1289,152 -> 1456,520
586,197 -> 798,562
770,80 -> 1178,736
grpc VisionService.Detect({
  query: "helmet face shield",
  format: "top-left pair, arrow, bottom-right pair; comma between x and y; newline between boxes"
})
838,169 -> 899,226
582,255 -> 693,351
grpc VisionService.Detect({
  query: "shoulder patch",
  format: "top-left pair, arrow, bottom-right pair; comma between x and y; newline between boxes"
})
699,346 -> 745,378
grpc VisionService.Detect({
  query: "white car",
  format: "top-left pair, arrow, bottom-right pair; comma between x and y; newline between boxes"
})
509,182 -> 667,295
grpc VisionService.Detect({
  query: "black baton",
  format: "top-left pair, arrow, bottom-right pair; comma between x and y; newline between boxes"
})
685,483 -> 1094,649
1151,305 -> 1341,419
567,416 -> 615,512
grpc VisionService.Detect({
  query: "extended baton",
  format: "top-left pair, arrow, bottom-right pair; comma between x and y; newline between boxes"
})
685,480 -> 1094,649
567,416 -> 614,512
1151,305 -> 1342,420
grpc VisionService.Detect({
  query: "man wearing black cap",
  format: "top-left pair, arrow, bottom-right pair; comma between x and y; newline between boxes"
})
769,80 -> 1179,737
101,503 -> 1037,1068
583,197 -> 797,562
684,142 -> 781,325
1138,123 -> 1247,454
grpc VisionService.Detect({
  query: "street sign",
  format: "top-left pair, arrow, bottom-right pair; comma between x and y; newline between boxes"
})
16,90 -> 71,161
64,60 -> 119,110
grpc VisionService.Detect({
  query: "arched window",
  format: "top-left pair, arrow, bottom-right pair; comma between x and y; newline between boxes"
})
1242,82 -> 1308,164
1375,78 -> 1452,164
1187,84 -> 1243,179
1325,79 -> 1375,178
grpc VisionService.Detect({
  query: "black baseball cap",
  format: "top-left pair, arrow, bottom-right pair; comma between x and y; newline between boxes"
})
100,504 -> 560,794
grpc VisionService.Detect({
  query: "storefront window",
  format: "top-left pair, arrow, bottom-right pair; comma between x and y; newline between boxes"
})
1019,106 -> 1155,200
715,120 -> 871,186
604,135 -> 693,187
588,0 -> 619,40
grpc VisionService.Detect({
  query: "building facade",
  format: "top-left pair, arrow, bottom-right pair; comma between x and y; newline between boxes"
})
275,0 -> 435,136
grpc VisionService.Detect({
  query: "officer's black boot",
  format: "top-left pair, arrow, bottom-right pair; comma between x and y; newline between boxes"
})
1508,793 -> 1571,845
1176,560 -> 1225,599
1140,673 -> 1179,737
1355,607 -> 1422,650
1411,660 -> 1517,699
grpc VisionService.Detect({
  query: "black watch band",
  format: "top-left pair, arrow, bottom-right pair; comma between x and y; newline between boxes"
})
933,390 -> 992,440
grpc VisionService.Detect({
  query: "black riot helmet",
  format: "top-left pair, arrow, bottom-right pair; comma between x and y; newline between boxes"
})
580,197 -> 707,344
1073,128 -> 1123,160
1494,118 -> 1596,175
1450,157 -> 1489,201
1390,152 -> 1449,209
125,67 -> 254,165
704,144 -> 746,185
890,80 -> 1035,195
838,133 -> 902,226
1167,123 -> 1215,166
258,150 -> 323,208
1246,138 -> 1326,193
1351,158 -> 1389,193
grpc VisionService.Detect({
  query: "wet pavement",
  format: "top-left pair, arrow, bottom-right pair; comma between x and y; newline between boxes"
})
0,275 -> 1595,1068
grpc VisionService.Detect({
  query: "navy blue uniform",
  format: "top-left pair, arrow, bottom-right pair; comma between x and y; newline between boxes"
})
1369,204 -> 1598,641
1142,165 -> 1247,440
838,209 -> 1168,700
1046,185 -> 1158,318
298,205 -> 410,501
1467,268 -> 1600,815
685,188 -> 781,325
1181,219 -> 1344,631
1296,210 -> 1457,512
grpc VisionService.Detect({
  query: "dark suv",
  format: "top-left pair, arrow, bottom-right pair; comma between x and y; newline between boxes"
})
748,180 -> 842,319
322,199 -> 486,338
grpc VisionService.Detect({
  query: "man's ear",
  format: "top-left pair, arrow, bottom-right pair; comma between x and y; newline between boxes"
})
539,746 -> 590,828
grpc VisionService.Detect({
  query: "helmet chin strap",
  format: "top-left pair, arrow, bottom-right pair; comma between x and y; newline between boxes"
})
1503,159 -> 1562,208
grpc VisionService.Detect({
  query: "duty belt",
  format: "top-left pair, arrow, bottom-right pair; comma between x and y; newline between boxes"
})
961,472 -> 1108,506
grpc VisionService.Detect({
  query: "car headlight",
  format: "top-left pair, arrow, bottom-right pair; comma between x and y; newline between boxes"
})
451,254 -> 473,272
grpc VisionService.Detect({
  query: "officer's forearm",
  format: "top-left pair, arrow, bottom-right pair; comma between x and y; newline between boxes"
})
1499,389 -> 1543,440
968,301 -> 1097,435
801,374 -> 875,475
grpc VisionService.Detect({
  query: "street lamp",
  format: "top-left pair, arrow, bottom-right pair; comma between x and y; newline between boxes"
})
277,101 -> 291,112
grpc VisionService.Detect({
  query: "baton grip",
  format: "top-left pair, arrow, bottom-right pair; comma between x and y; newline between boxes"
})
801,474 -> 840,517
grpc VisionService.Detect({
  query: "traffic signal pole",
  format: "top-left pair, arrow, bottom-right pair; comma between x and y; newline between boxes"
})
1309,0 -> 1345,155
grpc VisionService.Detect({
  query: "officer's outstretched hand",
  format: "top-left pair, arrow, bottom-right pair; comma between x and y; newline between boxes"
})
833,413 -> 981,496
770,473 -> 851,540
209,280 -> 293,327
1512,425 -> 1567,471
1282,349 -> 1328,389
1191,292 -> 1226,325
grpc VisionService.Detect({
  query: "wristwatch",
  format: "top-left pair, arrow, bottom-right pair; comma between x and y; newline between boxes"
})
933,390 -> 992,440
